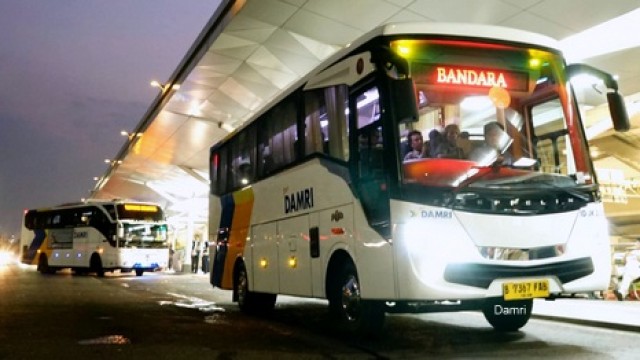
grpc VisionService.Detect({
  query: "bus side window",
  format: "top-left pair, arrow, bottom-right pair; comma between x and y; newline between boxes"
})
259,97 -> 297,175
304,86 -> 349,161
303,90 -> 325,155
229,126 -> 255,188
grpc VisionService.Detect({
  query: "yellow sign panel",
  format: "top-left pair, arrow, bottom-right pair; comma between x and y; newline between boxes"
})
503,279 -> 549,300
124,204 -> 158,212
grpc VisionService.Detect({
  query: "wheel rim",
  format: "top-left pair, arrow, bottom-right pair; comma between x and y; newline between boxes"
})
341,274 -> 361,322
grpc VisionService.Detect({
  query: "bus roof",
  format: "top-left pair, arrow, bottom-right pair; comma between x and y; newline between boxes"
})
375,22 -> 560,50
212,22 -> 561,147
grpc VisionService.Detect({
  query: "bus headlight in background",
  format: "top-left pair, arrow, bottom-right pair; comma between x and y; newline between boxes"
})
0,250 -> 17,266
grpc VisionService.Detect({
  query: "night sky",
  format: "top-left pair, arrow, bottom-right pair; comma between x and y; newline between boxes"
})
0,1 -> 221,237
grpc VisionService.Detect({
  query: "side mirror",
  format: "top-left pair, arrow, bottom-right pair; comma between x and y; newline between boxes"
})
390,78 -> 419,123
607,92 -> 630,132
567,63 -> 630,132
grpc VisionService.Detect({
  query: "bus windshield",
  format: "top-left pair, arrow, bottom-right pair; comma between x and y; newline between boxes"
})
393,39 -> 593,193
118,223 -> 168,248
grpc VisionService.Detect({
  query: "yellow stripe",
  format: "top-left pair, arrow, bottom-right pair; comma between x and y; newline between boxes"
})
30,231 -> 52,265
221,187 -> 254,289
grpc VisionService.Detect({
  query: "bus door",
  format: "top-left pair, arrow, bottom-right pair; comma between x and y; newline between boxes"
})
351,85 -> 390,231
277,214 -> 313,296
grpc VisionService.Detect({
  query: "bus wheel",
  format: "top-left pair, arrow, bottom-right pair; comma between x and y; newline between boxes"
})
135,269 -> 144,277
236,262 -> 276,314
328,261 -> 385,337
90,254 -> 105,278
482,298 -> 533,332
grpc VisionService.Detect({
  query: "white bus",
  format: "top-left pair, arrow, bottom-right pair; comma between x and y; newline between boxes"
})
207,23 -> 629,335
21,200 -> 169,277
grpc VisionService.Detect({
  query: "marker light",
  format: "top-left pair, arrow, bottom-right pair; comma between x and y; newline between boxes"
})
259,258 -> 268,269
529,58 -> 541,68
288,256 -> 297,268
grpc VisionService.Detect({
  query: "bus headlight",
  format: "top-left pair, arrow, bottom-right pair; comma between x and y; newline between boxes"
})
401,219 -> 479,282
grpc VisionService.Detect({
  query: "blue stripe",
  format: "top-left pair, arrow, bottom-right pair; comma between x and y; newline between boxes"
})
212,194 -> 235,287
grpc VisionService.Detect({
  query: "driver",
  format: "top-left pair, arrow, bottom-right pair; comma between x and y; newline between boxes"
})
469,121 -> 513,165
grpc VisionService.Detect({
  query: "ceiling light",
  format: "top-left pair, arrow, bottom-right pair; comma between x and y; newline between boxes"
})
150,80 -> 181,92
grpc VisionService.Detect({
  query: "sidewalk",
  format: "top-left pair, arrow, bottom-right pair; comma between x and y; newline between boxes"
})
158,269 -> 640,331
532,298 -> 640,331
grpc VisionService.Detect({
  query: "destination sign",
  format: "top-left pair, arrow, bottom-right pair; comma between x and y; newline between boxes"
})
417,64 -> 528,91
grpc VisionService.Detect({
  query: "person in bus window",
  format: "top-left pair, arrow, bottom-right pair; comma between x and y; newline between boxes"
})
458,130 -> 472,157
433,124 -> 464,159
469,121 -> 513,165
403,130 -> 427,161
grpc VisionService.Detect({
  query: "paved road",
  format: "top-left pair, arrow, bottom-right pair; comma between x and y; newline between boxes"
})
1,264 -> 638,359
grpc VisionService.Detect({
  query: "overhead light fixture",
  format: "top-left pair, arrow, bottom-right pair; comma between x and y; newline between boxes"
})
150,80 -> 180,92
120,130 -> 143,140
188,100 -> 204,117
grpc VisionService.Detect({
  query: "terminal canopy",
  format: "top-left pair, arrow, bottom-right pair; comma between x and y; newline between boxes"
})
90,0 -> 640,240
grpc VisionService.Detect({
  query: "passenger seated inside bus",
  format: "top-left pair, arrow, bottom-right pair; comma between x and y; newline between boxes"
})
403,130 -> 428,161
458,131 -> 472,157
427,128 -> 442,157
433,124 -> 465,159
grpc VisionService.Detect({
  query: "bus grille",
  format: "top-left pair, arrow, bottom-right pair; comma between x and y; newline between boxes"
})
443,257 -> 594,288
452,191 -> 591,215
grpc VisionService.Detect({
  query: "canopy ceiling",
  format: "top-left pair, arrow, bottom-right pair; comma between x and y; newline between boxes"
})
90,0 -> 640,240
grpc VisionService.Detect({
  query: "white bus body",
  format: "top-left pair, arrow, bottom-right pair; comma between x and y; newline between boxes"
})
207,23 -> 629,335
21,200 -> 169,276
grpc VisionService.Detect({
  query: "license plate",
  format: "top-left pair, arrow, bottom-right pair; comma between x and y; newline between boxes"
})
502,279 -> 549,300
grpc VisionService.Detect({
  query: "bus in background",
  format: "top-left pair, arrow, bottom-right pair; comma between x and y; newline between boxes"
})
21,200 -> 169,277
208,22 -> 629,335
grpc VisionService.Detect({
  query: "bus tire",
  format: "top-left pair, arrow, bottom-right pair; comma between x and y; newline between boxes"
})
482,298 -> 533,332
135,269 -> 144,277
90,254 -> 105,277
235,262 -> 276,314
328,261 -> 385,337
